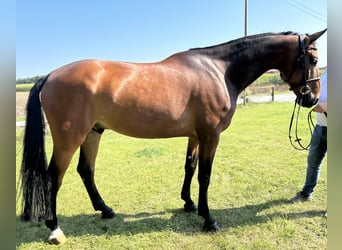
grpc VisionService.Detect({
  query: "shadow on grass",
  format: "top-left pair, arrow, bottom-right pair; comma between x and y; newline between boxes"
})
16,198 -> 326,244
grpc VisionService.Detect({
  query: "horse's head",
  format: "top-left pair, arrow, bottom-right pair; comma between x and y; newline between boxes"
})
281,29 -> 327,108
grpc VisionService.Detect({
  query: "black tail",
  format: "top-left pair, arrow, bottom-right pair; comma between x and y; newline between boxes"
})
20,75 -> 52,222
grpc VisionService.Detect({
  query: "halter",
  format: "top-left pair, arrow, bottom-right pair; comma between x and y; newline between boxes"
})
288,34 -> 320,150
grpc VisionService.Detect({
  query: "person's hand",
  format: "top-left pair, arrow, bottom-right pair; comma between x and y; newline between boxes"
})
312,102 -> 327,113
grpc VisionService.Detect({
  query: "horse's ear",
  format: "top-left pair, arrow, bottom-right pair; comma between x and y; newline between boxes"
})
308,29 -> 327,44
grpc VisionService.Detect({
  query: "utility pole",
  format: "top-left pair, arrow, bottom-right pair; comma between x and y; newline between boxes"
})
243,0 -> 248,105
245,0 -> 248,37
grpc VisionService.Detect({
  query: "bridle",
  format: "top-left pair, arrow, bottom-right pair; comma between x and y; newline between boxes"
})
288,34 -> 320,150
287,34 -> 320,94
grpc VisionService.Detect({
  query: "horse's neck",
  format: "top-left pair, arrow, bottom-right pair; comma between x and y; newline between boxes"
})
210,36 -> 297,93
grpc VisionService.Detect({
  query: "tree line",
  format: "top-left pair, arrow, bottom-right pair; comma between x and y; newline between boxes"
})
16,75 -> 46,84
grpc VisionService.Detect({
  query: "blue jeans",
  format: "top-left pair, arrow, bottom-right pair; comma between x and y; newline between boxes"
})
302,125 -> 327,195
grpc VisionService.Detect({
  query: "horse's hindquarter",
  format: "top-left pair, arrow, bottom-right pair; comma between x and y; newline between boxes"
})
41,60 -> 107,149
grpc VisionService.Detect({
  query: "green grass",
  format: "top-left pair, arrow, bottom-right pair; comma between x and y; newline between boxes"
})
16,103 -> 327,249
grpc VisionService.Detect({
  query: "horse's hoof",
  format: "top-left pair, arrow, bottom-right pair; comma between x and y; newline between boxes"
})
184,202 -> 197,212
202,221 -> 220,232
101,207 -> 115,219
47,227 -> 67,245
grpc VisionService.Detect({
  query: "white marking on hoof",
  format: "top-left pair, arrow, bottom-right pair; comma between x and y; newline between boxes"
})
47,227 -> 67,245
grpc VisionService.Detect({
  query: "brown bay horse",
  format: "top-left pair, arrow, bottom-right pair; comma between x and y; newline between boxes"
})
20,29 -> 326,244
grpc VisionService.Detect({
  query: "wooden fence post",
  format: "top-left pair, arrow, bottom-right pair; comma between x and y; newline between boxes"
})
243,89 -> 247,105
271,86 -> 275,102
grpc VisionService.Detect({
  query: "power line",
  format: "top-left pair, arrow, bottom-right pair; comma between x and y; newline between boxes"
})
288,0 -> 325,17
281,0 -> 326,22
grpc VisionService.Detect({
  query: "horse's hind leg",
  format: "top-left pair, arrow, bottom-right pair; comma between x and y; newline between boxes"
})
77,129 -> 115,219
45,148 -> 78,245
181,137 -> 199,212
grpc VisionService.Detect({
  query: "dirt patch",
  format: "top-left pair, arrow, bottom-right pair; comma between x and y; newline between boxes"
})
16,92 -> 28,119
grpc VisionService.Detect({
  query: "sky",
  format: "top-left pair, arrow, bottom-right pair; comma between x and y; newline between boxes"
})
16,0 -> 327,79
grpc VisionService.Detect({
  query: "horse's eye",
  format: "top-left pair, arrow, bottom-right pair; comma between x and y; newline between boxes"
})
310,57 -> 318,65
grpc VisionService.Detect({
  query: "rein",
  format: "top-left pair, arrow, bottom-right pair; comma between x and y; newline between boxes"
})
288,99 -> 315,150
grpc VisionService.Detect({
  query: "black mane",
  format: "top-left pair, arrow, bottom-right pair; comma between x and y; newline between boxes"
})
189,31 -> 299,52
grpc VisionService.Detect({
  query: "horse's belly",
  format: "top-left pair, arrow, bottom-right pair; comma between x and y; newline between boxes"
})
107,119 -> 193,139
102,107 -> 196,139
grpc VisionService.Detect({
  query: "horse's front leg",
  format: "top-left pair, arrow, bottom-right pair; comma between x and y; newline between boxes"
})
181,137 -> 199,212
197,134 -> 220,232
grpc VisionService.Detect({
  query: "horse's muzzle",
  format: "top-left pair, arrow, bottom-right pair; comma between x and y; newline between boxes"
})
295,95 -> 319,108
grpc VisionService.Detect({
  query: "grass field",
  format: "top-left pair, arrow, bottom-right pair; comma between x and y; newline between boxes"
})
16,100 -> 327,249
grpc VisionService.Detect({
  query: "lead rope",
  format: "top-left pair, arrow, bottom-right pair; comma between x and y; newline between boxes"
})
288,98 -> 315,150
